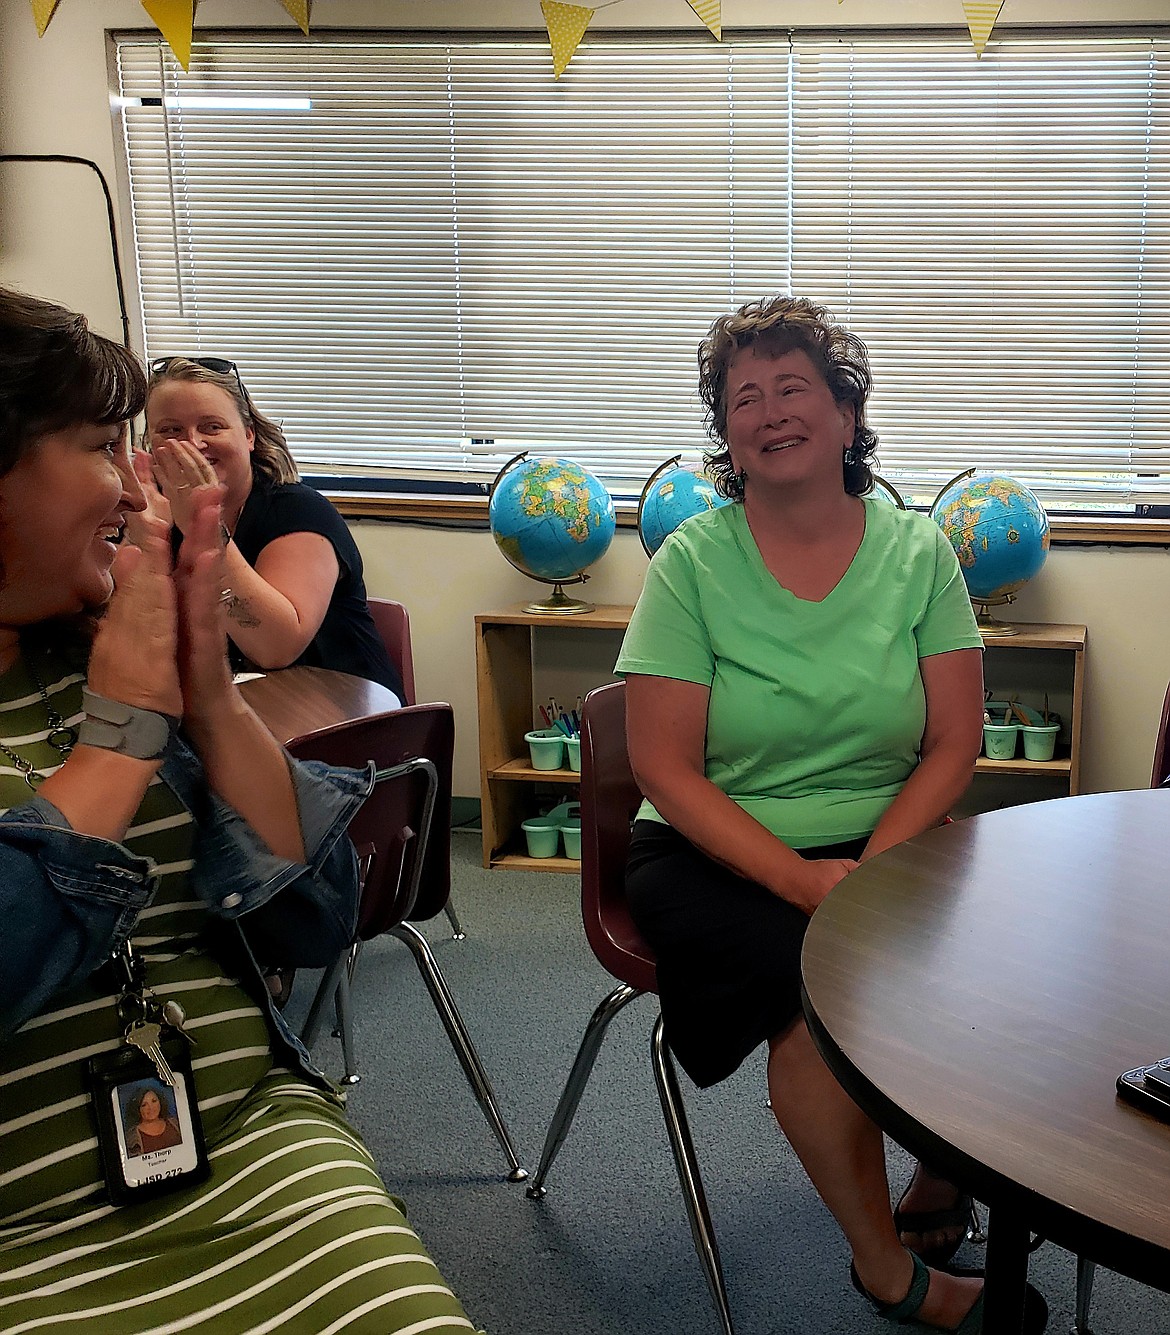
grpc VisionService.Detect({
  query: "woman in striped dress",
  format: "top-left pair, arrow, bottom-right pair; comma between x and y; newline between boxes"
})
0,286 -> 478,1334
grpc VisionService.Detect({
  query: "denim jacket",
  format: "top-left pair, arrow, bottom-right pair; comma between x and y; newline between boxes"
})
0,731 -> 374,1078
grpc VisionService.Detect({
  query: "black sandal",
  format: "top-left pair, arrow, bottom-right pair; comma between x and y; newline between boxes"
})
893,1175 -> 975,1268
850,1254 -> 1049,1334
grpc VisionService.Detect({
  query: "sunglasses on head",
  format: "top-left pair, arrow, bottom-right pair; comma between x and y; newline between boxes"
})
149,355 -> 250,405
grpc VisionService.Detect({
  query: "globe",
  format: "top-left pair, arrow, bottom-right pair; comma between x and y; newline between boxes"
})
637,457 -> 731,556
930,470 -> 1050,631
488,452 -> 616,614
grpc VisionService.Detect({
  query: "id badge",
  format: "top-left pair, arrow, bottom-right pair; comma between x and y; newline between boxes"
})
87,1038 -> 210,1205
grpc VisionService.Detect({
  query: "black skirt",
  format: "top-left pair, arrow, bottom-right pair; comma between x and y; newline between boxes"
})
626,820 -> 868,1089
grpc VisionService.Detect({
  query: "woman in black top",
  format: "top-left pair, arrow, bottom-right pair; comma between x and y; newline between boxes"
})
145,358 -> 402,701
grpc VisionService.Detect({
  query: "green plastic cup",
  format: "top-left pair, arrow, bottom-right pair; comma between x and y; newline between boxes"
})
1021,723 -> 1060,761
560,818 -> 582,859
524,729 -> 565,770
521,820 -> 560,858
983,722 -> 1019,760
565,736 -> 581,772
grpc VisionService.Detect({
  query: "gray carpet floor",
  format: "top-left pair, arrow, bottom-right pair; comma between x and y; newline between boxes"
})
286,829 -> 1170,1335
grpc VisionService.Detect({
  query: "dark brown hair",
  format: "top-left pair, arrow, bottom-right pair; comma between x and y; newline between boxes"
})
0,286 -> 146,479
698,295 -> 878,499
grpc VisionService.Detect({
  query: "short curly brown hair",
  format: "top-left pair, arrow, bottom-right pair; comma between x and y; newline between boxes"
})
698,295 -> 878,500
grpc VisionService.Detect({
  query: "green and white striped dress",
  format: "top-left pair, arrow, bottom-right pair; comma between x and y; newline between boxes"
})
0,654 -> 478,1334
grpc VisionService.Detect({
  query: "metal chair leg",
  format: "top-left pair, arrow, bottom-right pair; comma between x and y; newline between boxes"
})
300,951 -> 348,1050
1073,1255 -> 1096,1334
332,941 -> 363,1038
335,967 -> 360,1086
526,982 -> 643,1199
390,921 -> 527,1181
443,897 -> 466,941
651,1015 -> 736,1335
345,939 -> 363,983
967,1198 -> 987,1246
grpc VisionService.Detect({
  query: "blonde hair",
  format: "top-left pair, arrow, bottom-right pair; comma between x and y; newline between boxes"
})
145,357 -> 299,485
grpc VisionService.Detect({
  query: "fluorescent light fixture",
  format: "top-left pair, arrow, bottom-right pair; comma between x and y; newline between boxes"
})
113,95 -> 311,110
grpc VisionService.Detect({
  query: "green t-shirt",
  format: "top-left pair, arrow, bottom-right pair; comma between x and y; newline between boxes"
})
615,496 -> 983,847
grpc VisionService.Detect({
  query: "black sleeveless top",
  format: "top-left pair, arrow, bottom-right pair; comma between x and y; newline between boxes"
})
229,480 -> 403,698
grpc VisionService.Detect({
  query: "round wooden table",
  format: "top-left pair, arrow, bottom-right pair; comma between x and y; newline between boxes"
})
801,788 -> 1170,1332
238,666 -> 402,746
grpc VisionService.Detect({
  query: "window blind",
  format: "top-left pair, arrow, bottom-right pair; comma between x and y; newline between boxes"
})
789,34 -> 1170,509
116,36 -> 788,487
115,29 -> 1170,510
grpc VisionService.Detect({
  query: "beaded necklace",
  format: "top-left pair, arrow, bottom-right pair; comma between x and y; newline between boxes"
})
0,651 -> 78,788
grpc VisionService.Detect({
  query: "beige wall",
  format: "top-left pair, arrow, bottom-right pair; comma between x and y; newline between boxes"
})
3,0 -> 1168,797
353,520 -> 1170,799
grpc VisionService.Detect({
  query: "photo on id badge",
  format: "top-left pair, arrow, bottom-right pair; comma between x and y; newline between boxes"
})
113,1076 -> 199,1185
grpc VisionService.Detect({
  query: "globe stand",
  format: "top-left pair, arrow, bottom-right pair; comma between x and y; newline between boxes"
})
522,581 -> 595,616
973,595 -> 1019,637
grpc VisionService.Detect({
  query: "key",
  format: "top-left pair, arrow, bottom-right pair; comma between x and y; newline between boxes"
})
125,1020 -> 176,1087
161,999 -> 197,1046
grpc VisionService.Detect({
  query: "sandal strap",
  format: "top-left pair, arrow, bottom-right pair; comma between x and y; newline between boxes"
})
850,1252 -> 932,1322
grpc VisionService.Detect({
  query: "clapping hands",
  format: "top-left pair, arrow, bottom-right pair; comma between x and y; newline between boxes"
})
89,450 -> 232,725
149,439 -> 219,535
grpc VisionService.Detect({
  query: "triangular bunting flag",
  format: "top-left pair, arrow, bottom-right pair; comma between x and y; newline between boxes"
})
141,0 -> 196,72
541,1 -> 594,80
962,0 -> 1004,58
687,0 -> 721,41
278,0 -> 311,35
30,0 -> 62,36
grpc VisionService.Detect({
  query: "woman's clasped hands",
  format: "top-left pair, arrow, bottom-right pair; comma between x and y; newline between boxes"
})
87,449 -> 233,727
788,856 -> 859,915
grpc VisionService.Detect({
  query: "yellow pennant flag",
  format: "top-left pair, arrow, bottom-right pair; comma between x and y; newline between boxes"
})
687,0 -> 721,41
278,0 -> 311,35
963,0 -> 1004,58
541,1 -> 594,80
141,0 -> 196,72
29,0 -> 62,37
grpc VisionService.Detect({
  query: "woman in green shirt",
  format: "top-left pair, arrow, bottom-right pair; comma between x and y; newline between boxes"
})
618,297 -> 1044,1333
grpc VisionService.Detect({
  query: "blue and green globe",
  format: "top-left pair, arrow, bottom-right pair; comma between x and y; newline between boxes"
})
637,460 -> 730,556
489,454 -> 616,584
931,470 -> 1050,603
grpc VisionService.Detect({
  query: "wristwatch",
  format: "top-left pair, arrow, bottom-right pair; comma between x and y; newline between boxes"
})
78,689 -> 180,761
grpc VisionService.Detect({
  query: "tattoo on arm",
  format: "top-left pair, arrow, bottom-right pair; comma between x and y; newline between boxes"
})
224,593 -> 261,629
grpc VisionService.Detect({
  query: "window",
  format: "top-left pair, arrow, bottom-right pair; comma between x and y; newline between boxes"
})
115,28 -> 1170,512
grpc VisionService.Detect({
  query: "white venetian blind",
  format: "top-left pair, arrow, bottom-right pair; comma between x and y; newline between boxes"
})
116,35 -> 789,487
115,30 -> 1170,509
789,33 -> 1170,509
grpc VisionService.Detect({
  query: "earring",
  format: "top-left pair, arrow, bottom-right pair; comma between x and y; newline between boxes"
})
731,468 -> 747,499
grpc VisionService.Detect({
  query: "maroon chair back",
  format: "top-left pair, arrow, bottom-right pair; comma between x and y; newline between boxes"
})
368,597 -> 417,706
1153,679 -> 1170,787
579,681 -> 658,994
286,703 -> 454,935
